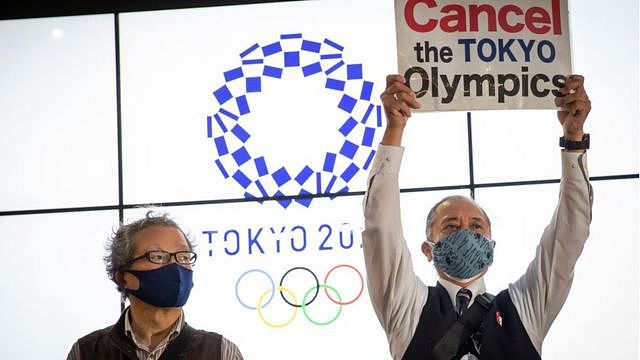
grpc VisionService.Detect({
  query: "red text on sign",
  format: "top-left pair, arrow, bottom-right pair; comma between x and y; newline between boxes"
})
404,0 -> 562,35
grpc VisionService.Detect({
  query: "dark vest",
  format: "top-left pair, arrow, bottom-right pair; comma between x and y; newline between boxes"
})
402,283 -> 540,360
74,310 -> 222,360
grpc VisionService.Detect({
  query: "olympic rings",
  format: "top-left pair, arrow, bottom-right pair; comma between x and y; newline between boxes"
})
301,284 -> 342,326
257,286 -> 298,328
235,269 -> 275,309
323,264 -> 364,305
234,264 -> 364,327
279,266 -> 319,307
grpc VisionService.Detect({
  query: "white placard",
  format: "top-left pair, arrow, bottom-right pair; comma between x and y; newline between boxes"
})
395,0 -> 572,111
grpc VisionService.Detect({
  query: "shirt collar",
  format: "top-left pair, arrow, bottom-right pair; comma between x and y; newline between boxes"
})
123,307 -> 184,350
438,276 -> 487,308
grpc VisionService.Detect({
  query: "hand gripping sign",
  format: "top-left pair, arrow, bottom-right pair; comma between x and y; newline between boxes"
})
395,0 -> 572,111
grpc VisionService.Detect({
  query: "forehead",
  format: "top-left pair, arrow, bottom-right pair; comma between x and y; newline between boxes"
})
132,225 -> 189,252
434,197 -> 487,222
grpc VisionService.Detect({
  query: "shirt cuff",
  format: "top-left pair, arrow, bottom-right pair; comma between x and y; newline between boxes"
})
370,144 -> 404,175
561,150 -> 589,181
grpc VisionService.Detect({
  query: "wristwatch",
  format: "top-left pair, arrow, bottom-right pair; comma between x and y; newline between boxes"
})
559,133 -> 590,150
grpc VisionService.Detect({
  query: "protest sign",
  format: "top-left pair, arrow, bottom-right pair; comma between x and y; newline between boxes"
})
395,0 -> 572,111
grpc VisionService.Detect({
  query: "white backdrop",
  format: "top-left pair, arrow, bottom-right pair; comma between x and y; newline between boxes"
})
0,0 -> 638,359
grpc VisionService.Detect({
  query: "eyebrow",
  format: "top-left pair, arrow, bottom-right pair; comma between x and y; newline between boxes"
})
440,216 -> 487,223
144,244 -> 190,251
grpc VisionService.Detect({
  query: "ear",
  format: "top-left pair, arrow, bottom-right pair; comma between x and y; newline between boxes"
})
119,270 -> 140,291
421,241 -> 433,262
116,270 -> 140,291
115,270 -> 126,289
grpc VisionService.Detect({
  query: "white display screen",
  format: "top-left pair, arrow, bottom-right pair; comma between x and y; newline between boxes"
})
0,1 -> 638,359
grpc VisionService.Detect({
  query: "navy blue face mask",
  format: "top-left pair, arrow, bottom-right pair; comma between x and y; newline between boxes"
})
126,263 -> 194,308
428,229 -> 494,281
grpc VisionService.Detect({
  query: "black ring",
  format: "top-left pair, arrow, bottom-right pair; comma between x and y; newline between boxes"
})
279,266 -> 319,308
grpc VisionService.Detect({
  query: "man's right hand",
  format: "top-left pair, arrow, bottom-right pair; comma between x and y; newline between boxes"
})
380,74 -> 421,146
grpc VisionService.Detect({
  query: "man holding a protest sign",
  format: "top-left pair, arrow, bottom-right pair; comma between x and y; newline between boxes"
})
362,73 -> 592,359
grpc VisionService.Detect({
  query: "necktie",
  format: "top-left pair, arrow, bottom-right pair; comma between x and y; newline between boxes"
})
456,288 -> 472,316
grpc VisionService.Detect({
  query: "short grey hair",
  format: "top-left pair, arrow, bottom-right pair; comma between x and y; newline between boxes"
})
425,195 -> 491,242
104,211 -> 195,294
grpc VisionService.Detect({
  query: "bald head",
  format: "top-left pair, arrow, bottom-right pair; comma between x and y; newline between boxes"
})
425,195 -> 491,243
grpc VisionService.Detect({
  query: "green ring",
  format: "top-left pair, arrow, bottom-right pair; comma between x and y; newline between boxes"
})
301,284 -> 342,326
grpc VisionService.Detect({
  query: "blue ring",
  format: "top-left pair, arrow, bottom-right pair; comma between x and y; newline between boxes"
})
235,268 -> 275,310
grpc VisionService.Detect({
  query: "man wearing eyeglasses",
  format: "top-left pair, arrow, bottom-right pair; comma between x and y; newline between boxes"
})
67,212 -> 243,360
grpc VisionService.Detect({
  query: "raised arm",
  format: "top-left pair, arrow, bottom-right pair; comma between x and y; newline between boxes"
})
362,75 -> 424,359
509,75 -> 593,354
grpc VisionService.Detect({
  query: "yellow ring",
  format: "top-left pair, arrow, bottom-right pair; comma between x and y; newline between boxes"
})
257,285 -> 298,328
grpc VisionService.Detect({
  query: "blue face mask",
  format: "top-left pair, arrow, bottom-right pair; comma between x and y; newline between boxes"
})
429,229 -> 494,280
126,263 -> 194,308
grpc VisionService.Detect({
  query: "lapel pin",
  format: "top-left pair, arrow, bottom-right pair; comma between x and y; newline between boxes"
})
495,311 -> 503,327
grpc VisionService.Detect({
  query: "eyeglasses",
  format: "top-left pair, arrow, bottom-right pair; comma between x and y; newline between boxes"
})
127,250 -> 197,266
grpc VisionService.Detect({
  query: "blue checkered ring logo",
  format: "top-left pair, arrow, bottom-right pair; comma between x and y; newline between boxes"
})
207,33 -> 382,208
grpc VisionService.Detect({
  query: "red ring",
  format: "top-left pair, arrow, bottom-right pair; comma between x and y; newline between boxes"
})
323,264 -> 364,305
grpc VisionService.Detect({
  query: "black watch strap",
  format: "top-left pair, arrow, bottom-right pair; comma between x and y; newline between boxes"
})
559,133 -> 590,150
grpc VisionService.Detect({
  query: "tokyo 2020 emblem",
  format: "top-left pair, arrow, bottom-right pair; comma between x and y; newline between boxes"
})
207,33 -> 382,208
